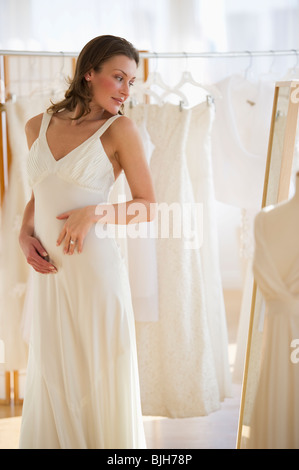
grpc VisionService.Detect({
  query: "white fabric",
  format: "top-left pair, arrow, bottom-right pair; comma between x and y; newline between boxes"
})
186,101 -> 232,399
0,97 -> 52,371
211,74 -> 274,210
233,89 -> 290,383
112,103 -> 159,322
19,112 -> 146,449
133,102 -> 231,418
247,208 -> 299,449
212,74 -> 277,384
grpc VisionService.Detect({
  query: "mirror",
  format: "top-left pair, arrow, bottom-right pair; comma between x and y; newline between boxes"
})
237,80 -> 299,448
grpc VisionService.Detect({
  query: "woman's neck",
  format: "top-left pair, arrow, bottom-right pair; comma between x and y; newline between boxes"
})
69,103 -> 108,124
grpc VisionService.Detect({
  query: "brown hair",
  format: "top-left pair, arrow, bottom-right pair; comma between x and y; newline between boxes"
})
48,35 -> 139,119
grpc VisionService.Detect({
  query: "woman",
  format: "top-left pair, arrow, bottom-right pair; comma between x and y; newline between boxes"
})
18,35 -> 156,449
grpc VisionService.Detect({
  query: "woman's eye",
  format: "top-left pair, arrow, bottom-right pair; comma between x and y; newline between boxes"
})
115,75 -> 134,87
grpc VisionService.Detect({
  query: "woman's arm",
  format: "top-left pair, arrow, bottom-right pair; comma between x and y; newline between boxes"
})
19,192 -> 57,273
19,115 -> 57,273
95,115 -> 157,224
56,116 -> 157,254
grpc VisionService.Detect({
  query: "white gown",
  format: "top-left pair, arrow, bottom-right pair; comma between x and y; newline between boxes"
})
211,74 -> 274,210
133,103 -> 226,418
0,97 -> 52,371
0,100 -> 31,372
186,102 -> 232,400
247,209 -> 299,449
19,112 -> 146,449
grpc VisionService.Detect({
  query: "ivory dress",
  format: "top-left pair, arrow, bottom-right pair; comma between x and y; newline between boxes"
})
247,209 -> 299,448
129,103 -> 224,418
19,112 -> 146,449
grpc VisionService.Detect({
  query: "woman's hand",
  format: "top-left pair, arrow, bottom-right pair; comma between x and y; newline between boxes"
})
19,234 -> 57,274
56,206 -> 95,254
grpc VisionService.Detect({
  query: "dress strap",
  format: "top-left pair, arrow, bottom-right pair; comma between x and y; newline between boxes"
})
96,114 -> 122,137
39,112 -> 52,137
38,111 -> 120,139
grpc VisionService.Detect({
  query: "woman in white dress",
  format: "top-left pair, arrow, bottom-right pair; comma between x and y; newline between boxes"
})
18,35 -> 156,449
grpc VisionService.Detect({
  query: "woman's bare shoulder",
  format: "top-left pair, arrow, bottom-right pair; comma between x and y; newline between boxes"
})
115,114 -> 135,129
110,114 -> 139,140
25,112 -> 44,149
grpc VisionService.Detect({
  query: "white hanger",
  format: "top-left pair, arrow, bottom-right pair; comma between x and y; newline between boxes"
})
138,53 -> 188,107
143,70 -> 169,91
141,84 -> 164,105
244,51 -> 253,79
171,69 -> 221,99
159,86 -> 189,107
259,50 -> 280,82
282,50 -> 299,79
167,53 -> 221,102
138,53 -> 170,105
28,51 -> 68,99
134,71 -> 188,108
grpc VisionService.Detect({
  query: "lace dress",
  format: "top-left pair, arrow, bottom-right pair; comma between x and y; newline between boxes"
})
127,102 -> 231,417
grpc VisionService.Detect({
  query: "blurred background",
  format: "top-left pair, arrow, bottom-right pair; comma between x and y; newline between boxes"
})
1,0 -> 299,53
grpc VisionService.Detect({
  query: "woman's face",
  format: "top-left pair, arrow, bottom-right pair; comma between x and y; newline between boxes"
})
86,55 -> 137,114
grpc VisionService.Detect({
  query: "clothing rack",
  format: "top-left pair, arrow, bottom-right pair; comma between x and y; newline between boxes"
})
1,46 -> 298,212
1,46 -> 298,204
0,48 -> 299,58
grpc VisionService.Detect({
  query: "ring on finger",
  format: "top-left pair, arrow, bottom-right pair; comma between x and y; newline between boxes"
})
69,239 -> 76,245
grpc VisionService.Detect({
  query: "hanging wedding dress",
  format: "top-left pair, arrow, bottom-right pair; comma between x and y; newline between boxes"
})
109,104 -> 159,322
127,102 -> 231,417
0,96 -> 52,371
186,101 -> 232,400
19,112 -> 146,448
211,74 -> 274,210
211,75 -> 276,383
247,206 -> 299,448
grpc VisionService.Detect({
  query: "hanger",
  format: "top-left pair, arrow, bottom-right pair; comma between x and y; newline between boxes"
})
132,74 -> 188,108
290,50 -> 299,77
26,51 -> 67,100
282,50 -> 299,79
165,52 -> 221,105
244,50 -> 254,81
259,50 -> 280,82
138,53 -> 170,105
159,87 -> 189,108
172,69 -> 221,99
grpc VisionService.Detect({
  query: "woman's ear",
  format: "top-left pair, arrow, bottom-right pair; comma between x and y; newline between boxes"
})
84,70 -> 93,82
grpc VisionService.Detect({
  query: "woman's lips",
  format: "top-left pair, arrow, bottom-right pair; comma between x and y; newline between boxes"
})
112,97 -> 123,105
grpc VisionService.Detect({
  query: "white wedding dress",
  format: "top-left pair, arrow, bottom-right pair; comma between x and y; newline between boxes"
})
19,112 -> 146,449
247,208 -> 299,448
186,102 -> 232,400
0,97 -> 53,371
128,102 -> 231,418
211,74 -> 274,210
